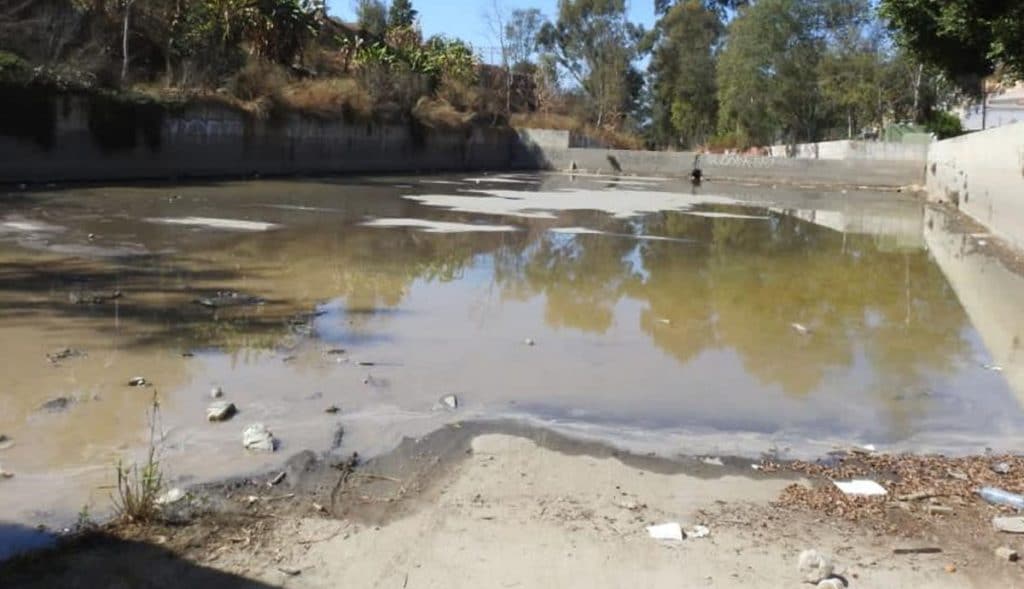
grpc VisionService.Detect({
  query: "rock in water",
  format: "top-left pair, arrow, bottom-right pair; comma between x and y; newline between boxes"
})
798,549 -> 834,584
243,423 -> 276,452
156,488 -> 186,506
207,401 -> 237,422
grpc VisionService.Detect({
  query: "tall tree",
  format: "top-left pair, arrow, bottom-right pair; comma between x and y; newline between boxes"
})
647,0 -> 722,148
880,0 -> 1024,92
388,0 -> 417,29
505,8 -> 543,68
717,0 -> 850,145
355,0 -> 388,36
537,0 -> 644,128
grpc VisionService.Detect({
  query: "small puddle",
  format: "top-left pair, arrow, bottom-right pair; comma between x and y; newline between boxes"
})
1,173 -> 1023,544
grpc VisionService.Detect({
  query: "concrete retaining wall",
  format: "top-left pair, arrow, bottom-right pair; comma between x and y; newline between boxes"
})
0,93 -> 521,183
768,140 -> 930,161
926,122 -> 1024,250
530,147 -> 924,188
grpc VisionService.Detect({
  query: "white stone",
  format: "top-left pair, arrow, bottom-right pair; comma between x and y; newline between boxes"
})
207,401 -> 237,422
243,423 -> 276,452
798,549 -> 834,584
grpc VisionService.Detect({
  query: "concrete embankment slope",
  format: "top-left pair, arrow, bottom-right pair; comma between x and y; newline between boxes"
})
926,122 -> 1024,250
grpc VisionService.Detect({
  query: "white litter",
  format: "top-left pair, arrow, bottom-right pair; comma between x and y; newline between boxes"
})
701,457 -> 724,467
686,525 -> 710,539
833,479 -> 887,496
646,522 -> 684,541
791,322 -> 811,335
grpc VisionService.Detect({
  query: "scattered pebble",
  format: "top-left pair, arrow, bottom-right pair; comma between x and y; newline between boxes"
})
993,516 -> 1024,534
945,563 -> 957,574
206,401 -> 237,422
242,423 -> 276,452
523,338 -> 535,346
128,376 -> 148,387
39,396 -> 73,412
325,405 -> 340,414
0,467 -> 13,479
992,462 -> 1012,475
798,549 -> 834,584
155,488 -> 186,506
996,546 -> 1019,562
0,434 -> 12,451
436,394 -> 459,411
701,457 -> 724,467
277,567 -> 301,576
210,386 -> 224,399
817,579 -> 844,589
791,322 -> 811,335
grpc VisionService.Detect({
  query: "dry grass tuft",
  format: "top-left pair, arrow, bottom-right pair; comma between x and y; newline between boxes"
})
412,97 -> 475,128
281,77 -> 372,120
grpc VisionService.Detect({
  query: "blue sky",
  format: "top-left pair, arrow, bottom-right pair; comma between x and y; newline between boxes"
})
325,1 -> 657,62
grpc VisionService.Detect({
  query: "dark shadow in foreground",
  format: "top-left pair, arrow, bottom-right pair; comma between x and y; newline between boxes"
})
0,523 -> 279,589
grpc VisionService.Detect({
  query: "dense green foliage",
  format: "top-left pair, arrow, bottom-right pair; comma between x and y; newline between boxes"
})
880,0 -> 1024,92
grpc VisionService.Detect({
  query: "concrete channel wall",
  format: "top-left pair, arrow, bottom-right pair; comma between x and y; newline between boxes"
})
0,90 -> 925,188
768,140 -> 930,162
0,93 -> 522,183
524,145 -> 925,188
926,122 -> 1024,250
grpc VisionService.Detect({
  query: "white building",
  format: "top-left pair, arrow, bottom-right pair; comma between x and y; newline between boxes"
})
959,82 -> 1024,131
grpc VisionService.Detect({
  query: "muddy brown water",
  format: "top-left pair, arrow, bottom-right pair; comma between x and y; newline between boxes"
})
1,172 -> 1023,543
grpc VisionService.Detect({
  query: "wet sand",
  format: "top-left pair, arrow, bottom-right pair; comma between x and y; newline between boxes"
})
2,422 -> 1016,588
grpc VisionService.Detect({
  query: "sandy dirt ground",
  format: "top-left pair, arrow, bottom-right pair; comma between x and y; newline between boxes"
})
5,427 -> 1021,589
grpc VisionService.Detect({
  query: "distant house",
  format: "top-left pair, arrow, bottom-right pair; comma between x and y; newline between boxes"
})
958,82 -> 1024,131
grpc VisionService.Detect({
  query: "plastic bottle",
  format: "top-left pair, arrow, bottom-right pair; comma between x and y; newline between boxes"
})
979,487 -> 1024,509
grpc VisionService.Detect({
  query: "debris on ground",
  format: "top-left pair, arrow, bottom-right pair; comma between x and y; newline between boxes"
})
0,466 -> 13,479
701,457 -> 724,467
833,479 -> 887,497
772,453 -> 1024,525
435,394 -> 459,411
242,424 -> 277,452
0,434 -> 12,451
46,348 -> 86,364
206,401 -> 237,422
817,579 -> 845,589
993,516 -> 1024,533
325,405 -> 340,414
210,386 -> 224,399
979,486 -> 1024,509
992,462 -> 1012,475
156,488 -> 186,506
791,322 -> 811,335
995,546 -> 1019,562
523,338 -> 535,346
646,522 -> 683,541
797,549 -> 834,584
39,396 -> 73,412
945,563 -> 957,573
893,547 -> 942,554
128,377 -> 148,387
685,524 -> 710,539
193,291 -> 264,309
276,566 -> 301,576
268,472 -> 286,486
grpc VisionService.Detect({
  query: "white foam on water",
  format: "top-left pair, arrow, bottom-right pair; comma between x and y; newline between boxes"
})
145,217 -> 279,231
406,188 -> 748,219
362,218 -> 520,233
0,218 -> 65,233
549,227 -> 692,243
463,176 -> 540,185
684,211 -> 772,220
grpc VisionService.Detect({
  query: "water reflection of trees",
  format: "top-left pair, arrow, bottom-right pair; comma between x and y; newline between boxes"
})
489,211 -> 970,410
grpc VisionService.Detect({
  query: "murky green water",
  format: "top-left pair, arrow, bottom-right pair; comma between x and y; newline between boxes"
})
1,172 -> 1022,531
